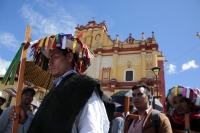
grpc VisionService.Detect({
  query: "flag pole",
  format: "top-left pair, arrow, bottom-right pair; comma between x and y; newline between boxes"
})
12,25 -> 31,133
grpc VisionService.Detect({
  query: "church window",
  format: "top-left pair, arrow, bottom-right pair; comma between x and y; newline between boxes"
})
124,69 -> 134,81
102,67 -> 111,80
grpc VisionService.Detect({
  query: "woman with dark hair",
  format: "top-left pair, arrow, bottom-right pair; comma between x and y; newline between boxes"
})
165,86 -> 200,132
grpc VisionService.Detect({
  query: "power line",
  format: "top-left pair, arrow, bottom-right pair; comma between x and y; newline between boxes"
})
170,42 -> 200,64
164,42 -> 200,72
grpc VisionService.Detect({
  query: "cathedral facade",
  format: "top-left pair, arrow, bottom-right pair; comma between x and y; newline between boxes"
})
75,21 -> 166,104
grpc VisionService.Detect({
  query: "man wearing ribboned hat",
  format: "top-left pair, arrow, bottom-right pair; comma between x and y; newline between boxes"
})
0,87 -> 35,133
12,34 -> 115,133
165,86 -> 200,132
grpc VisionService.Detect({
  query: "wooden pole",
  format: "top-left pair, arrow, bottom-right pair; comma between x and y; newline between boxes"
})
114,96 -> 140,133
124,96 -> 130,114
12,25 -> 31,133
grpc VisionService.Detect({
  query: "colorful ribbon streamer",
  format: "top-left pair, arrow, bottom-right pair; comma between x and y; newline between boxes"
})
1,44 -> 24,85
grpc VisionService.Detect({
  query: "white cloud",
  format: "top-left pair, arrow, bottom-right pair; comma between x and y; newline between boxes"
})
20,4 -> 77,39
0,57 -> 11,75
181,60 -> 198,71
167,63 -> 177,74
0,32 -> 20,51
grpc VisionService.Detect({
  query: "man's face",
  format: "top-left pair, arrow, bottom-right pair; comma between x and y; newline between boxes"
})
0,98 -> 5,106
132,87 -> 150,110
48,48 -> 73,78
21,91 -> 34,106
173,95 -> 191,115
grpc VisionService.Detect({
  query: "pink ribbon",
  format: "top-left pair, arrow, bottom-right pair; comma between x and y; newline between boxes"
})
182,87 -> 187,97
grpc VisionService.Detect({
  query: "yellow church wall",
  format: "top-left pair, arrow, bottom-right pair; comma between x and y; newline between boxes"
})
102,33 -> 113,47
104,90 -> 112,96
115,66 -> 142,82
75,26 -> 113,50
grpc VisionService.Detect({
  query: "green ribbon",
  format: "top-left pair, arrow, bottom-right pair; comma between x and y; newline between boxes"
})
42,57 -> 49,71
1,43 -> 24,85
56,34 -> 60,45
41,37 -> 47,52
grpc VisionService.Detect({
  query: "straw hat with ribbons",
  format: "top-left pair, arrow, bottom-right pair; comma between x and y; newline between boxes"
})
30,33 -> 94,74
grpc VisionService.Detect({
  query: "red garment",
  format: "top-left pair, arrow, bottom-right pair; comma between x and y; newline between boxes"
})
172,110 -> 200,125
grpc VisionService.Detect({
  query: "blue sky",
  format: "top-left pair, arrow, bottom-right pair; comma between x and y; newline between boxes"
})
0,0 -> 200,95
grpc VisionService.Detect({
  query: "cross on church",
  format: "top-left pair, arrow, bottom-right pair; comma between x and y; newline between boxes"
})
92,17 -> 96,20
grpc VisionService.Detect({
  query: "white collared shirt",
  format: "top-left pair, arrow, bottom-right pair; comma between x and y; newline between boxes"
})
72,89 -> 110,133
56,71 -> 110,133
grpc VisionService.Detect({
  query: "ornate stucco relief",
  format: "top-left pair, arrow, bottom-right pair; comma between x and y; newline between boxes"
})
101,56 -> 114,68
118,54 -> 141,66
86,56 -> 101,79
146,53 -> 152,70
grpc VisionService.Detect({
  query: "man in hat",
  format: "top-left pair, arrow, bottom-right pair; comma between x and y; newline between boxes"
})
128,84 -> 172,133
0,87 -> 35,133
166,86 -> 200,132
0,91 -> 6,116
12,34 -> 115,133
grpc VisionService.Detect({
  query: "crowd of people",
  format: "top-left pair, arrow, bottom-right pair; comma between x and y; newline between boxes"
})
0,33 -> 199,133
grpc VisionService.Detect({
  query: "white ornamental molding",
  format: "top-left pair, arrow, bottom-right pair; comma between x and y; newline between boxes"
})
118,54 -> 141,66
86,57 -> 101,79
146,53 -> 152,63
101,56 -> 114,69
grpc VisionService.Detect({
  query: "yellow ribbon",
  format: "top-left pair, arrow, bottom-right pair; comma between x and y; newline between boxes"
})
72,39 -> 77,53
38,38 -> 45,48
174,86 -> 178,96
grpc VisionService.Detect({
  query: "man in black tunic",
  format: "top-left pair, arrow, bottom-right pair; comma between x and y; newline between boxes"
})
12,34 -> 115,133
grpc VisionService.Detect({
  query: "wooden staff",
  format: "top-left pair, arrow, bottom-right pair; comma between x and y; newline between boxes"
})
124,96 -> 130,114
124,96 -> 139,133
172,114 -> 200,133
114,96 -> 140,133
12,25 -> 31,133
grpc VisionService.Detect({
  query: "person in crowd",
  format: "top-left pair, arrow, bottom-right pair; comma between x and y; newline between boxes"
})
111,102 -> 135,133
29,97 -> 40,115
11,34 -> 115,133
0,88 -> 35,133
165,86 -> 200,132
29,104 -> 37,115
0,91 -> 6,116
128,84 -> 172,133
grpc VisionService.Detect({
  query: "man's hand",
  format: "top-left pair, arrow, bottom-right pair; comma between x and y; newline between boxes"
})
9,106 -> 28,124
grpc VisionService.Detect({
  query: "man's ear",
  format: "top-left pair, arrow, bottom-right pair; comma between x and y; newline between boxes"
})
147,94 -> 151,100
67,52 -> 74,63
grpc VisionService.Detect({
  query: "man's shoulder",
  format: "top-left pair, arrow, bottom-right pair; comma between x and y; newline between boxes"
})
69,74 -> 99,85
73,74 -> 94,80
159,112 -> 169,119
150,110 -> 168,118
148,110 -> 169,123
2,106 -> 12,112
